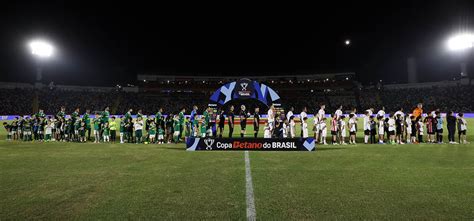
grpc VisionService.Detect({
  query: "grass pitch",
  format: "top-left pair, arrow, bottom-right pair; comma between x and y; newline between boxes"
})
0,119 -> 473,220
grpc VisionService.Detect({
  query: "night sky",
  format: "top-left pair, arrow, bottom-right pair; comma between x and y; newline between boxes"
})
1,1 -> 473,86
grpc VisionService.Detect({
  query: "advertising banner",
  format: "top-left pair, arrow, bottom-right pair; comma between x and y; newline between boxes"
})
186,137 -> 316,151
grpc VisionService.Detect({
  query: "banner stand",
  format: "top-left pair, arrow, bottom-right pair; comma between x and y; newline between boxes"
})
186,137 -> 316,151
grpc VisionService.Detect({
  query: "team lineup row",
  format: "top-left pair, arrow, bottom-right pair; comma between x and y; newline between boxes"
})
2,103 -> 469,145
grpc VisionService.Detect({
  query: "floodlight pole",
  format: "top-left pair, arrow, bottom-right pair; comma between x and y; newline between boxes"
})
36,66 -> 43,82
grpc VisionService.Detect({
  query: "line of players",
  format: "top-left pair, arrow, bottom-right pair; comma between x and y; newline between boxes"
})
289,103 -> 468,145
2,105 -> 257,144
2,103 -> 469,145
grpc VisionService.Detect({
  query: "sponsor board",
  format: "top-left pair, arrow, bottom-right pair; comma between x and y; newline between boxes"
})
186,137 -> 316,151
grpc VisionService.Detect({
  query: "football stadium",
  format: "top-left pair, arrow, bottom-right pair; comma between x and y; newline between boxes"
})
1,2 -> 474,220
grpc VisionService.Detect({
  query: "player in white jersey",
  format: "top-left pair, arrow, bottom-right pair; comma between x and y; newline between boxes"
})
320,118 -> 328,145
314,104 -> 325,142
289,116 -> 296,138
267,104 -> 275,131
282,120 -> 288,138
286,107 -> 294,122
286,107 -> 294,137
431,109 -> 439,118
366,108 -> 374,117
263,122 -> 271,138
378,115 -> 385,144
377,107 -> 386,119
334,105 -> 343,120
394,108 -> 405,142
394,108 -> 405,118
405,114 -> 412,143
300,107 -> 308,137
348,113 -> 357,144
363,110 -> 371,144
340,115 -> 347,144
302,117 -> 309,138
388,114 -> 396,144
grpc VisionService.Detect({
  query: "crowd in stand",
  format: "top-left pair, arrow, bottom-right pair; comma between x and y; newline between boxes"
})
3,85 -> 474,116
359,86 -> 474,113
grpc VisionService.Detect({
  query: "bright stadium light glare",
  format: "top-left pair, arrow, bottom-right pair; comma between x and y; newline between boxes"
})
447,33 -> 474,51
29,40 -> 54,58
345,39 -> 350,45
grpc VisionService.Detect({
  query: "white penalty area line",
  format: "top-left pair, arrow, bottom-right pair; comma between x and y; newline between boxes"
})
244,151 -> 257,221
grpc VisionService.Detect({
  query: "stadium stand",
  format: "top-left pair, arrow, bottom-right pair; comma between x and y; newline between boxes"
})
0,75 -> 473,115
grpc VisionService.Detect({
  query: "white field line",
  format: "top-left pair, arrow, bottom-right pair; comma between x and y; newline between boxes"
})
244,151 -> 256,221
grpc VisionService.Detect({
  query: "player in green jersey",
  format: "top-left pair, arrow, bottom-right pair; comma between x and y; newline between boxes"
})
83,109 -> 91,141
148,121 -> 157,144
155,108 -> 163,126
173,115 -> 180,143
93,115 -> 101,143
178,108 -> 186,141
158,125 -> 165,144
200,117 -> 207,138
119,116 -> 126,143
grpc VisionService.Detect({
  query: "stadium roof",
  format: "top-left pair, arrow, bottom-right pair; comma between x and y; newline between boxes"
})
137,72 -> 356,82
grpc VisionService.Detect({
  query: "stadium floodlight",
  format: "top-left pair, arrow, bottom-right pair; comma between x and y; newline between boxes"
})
447,33 -> 474,51
29,40 -> 54,58
345,39 -> 351,45
28,39 -> 55,82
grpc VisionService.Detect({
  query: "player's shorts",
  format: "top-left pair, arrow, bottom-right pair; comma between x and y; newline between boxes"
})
364,129 -> 370,135
350,131 -> 356,136
120,132 -> 124,137
38,130 -> 43,135
437,129 -> 443,134
149,134 -> 156,139
331,131 -> 337,136
201,133 -> 206,138
388,131 -> 395,136
321,130 -> 327,137
158,135 -> 164,140
396,130 -> 402,135
370,129 -> 376,135
378,128 -> 384,135
173,131 -> 180,136
406,127 -> 412,134
75,130 -> 79,135
94,130 -> 99,135
458,130 -> 466,135
240,121 -> 246,130
427,131 -> 435,135
24,131 -> 31,135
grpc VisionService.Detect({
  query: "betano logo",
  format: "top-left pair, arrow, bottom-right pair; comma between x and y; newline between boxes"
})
233,141 -> 263,149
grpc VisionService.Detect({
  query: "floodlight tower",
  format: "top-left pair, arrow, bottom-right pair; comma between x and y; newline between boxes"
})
447,33 -> 474,81
29,39 -> 54,82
